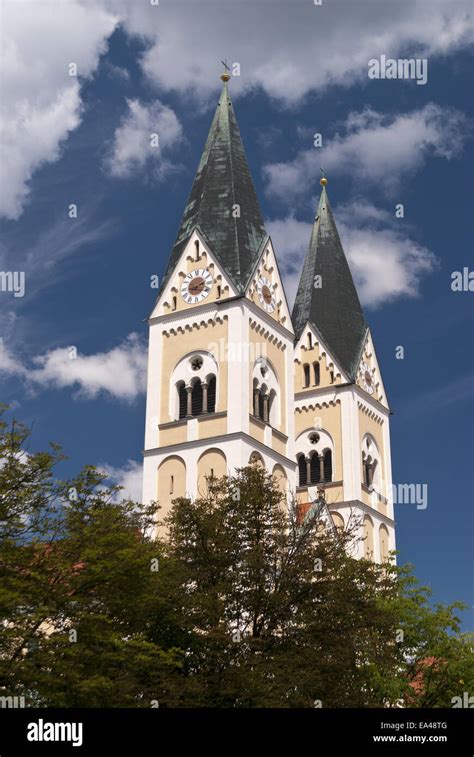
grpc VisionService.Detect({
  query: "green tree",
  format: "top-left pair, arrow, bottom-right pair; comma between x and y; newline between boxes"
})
0,409 -> 179,707
0,408 -> 472,708
151,465 -> 474,707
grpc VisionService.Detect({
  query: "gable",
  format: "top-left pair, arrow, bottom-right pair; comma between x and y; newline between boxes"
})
294,321 -> 349,392
355,330 -> 389,409
149,230 -> 238,319
245,239 -> 293,331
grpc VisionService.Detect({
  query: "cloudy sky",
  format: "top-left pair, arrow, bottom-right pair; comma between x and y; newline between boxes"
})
0,0 -> 473,626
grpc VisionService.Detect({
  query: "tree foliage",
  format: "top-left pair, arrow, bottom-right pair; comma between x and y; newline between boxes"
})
0,409 -> 472,707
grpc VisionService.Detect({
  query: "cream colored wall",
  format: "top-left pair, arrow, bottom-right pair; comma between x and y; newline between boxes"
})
379,524 -> 389,562
295,338 -> 342,392
360,487 -> 389,515
197,449 -> 227,496
198,414 -> 227,439
363,515 -> 374,560
272,431 -> 287,456
249,322 -> 287,432
272,464 -> 287,495
323,483 -> 344,503
249,416 -> 265,443
157,455 -> 186,521
332,512 -> 344,532
160,318 -> 229,424
295,483 -> 344,507
159,424 -> 187,447
295,401 -> 343,481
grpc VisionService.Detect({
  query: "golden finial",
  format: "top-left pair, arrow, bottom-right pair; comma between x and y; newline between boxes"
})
220,59 -> 231,83
320,167 -> 327,187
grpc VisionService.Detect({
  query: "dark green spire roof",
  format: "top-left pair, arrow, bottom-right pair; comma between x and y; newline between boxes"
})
292,185 -> 368,380
160,80 -> 268,295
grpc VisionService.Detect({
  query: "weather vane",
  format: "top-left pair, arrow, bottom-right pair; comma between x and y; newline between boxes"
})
220,59 -> 231,82
320,166 -> 328,186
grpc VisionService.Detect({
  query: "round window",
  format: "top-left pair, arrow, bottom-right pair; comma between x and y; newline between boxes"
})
190,356 -> 203,371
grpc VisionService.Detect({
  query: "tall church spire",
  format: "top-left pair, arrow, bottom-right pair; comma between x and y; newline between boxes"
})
160,75 -> 268,295
292,179 -> 368,380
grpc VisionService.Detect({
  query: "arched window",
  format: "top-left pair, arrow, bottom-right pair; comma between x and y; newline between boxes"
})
363,456 -> 377,487
191,380 -> 203,416
303,364 -> 310,388
268,389 -> 276,424
258,391 -> 265,421
323,450 -> 332,482
252,360 -> 279,428
379,524 -> 389,563
313,362 -> 320,386
249,451 -> 264,467
172,352 -> 219,421
207,376 -> 216,413
298,455 -> 307,486
178,382 -> 187,419
363,459 -> 371,486
310,452 -> 320,484
257,385 -> 270,423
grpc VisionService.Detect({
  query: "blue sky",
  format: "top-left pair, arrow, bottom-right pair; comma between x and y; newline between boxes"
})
0,0 -> 473,628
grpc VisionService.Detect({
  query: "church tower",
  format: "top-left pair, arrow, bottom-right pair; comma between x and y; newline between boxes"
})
291,178 -> 395,561
142,72 -> 395,563
142,72 -> 296,521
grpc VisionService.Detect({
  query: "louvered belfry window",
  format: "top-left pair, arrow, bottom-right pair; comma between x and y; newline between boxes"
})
298,455 -> 307,486
191,380 -> 203,416
310,453 -> 320,484
178,383 -> 187,419
323,450 -> 332,482
258,392 -> 265,422
207,376 -> 216,413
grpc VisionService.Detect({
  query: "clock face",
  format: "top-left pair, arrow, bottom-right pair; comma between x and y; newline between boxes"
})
360,362 -> 374,395
180,268 -> 213,304
256,277 -> 276,313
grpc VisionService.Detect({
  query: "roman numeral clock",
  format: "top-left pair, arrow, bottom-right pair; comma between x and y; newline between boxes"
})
180,268 -> 213,304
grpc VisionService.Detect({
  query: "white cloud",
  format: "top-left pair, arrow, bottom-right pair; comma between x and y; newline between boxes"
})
0,0 -> 117,219
2,0 -> 472,218
119,0 -> 473,105
0,333 -> 146,402
106,98 -> 183,179
264,104 -> 470,201
99,459 -> 143,501
337,204 -> 437,308
267,215 -> 312,307
29,333 -> 146,401
0,338 -> 26,376
268,200 -> 437,309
